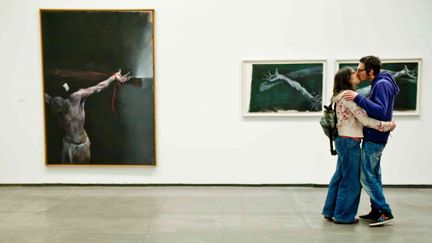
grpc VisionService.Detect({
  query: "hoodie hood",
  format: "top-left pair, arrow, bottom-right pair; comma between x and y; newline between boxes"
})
374,71 -> 400,95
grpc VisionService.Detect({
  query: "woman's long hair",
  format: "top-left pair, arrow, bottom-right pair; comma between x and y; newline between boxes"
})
333,67 -> 355,97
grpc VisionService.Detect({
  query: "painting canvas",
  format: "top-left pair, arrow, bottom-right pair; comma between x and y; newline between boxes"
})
336,59 -> 421,115
40,10 -> 156,165
243,60 -> 325,116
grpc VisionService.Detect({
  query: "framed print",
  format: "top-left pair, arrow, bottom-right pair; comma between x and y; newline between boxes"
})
242,60 -> 325,116
40,9 -> 156,165
336,58 -> 421,116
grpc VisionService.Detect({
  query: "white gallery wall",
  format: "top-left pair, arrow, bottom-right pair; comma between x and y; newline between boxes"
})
1,0 -> 431,184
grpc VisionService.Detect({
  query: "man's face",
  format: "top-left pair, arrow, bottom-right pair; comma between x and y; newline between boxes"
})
356,63 -> 369,81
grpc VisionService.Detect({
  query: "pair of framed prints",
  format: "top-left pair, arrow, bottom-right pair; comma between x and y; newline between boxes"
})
242,59 -> 421,117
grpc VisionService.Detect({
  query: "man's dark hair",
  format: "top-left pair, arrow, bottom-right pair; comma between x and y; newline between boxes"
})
360,55 -> 382,76
333,67 -> 355,96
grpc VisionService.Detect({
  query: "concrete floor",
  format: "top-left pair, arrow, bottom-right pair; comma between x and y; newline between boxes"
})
0,186 -> 431,242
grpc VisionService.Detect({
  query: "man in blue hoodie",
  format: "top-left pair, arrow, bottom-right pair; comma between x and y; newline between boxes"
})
344,56 -> 400,227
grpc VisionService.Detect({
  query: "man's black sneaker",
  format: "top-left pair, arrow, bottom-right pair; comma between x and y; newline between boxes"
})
369,212 -> 394,227
359,210 -> 380,221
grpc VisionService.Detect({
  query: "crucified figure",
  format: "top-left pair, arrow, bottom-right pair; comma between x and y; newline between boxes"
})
263,68 -> 321,111
45,70 -> 130,164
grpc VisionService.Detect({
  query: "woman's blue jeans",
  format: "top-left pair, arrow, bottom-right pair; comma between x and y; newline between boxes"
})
322,137 -> 361,223
360,140 -> 392,213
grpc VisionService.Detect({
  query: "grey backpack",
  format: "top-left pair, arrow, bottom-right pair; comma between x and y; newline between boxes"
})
320,102 -> 338,155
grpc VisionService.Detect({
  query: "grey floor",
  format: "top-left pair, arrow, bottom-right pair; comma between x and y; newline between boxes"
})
0,187 -> 431,243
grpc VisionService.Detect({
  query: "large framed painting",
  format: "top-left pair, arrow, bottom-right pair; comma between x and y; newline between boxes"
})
336,59 -> 421,116
242,60 -> 326,116
40,9 -> 156,165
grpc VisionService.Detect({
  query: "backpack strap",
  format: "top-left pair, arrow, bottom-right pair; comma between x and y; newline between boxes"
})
329,135 -> 337,155
329,102 -> 337,155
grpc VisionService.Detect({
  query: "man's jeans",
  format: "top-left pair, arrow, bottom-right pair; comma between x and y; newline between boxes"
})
361,140 -> 392,213
322,137 -> 361,223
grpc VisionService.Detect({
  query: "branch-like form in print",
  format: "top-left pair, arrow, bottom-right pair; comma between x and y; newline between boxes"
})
263,68 -> 321,110
259,79 -> 284,92
259,67 -> 322,92
386,65 -> 417,83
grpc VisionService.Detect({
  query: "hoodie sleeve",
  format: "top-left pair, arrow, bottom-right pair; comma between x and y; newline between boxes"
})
353,81 -> 392,120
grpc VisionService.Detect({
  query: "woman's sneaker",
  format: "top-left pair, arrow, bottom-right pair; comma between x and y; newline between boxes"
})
323,216 -> 333,222
369,211 -> 394,227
